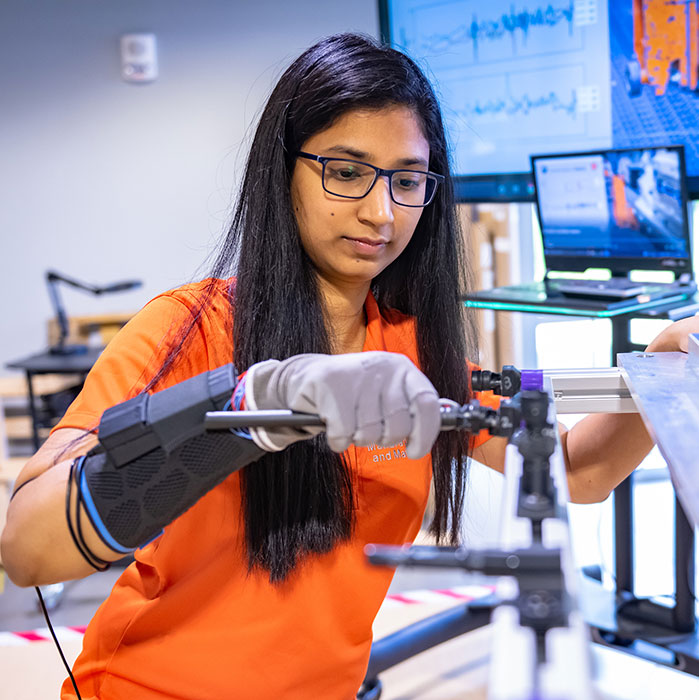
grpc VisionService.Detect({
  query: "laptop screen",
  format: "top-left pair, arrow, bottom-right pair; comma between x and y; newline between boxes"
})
531,146 -> 693,276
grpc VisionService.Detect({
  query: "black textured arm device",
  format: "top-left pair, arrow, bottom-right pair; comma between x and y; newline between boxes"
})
76,363 -> 264,553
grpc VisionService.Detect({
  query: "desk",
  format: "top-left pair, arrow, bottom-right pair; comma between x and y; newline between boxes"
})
464,286 -> 698,363
6,348 -> 103,451
462,290 -> 699,675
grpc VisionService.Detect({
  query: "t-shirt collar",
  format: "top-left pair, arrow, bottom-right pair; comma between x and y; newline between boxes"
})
363,290 -> 386,352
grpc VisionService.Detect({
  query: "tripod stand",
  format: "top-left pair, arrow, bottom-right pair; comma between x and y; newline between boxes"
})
358,389 -> 587,700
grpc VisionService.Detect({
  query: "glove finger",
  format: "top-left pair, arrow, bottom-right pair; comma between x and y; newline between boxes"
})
379,405 -> 412,448
321,392 -> 357,453
351,366 -> 389,446
326,431 -> 354,453
406,391 -> 441,459
289,361 -> 359,453
352,412 -> 384,447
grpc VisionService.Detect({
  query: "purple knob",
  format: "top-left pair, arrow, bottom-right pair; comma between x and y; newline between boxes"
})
520,369 -> 544,391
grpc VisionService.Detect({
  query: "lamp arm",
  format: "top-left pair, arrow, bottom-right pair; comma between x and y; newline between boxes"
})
44,270 -> 141,355
46,270 -> 142,295
46,270 -> 100,294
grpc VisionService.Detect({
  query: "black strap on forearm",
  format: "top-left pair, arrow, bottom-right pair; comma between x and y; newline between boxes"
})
75,364 -> 264,553
66,457 -> 112,571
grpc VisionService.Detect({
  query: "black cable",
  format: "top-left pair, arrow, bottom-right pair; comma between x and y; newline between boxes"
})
73,458 -> 111,570
9,475 -> 39,501
65,459 -> 91,567
35,586 -> 83,700
65,458 -> 110,572
33,457 -> 114,700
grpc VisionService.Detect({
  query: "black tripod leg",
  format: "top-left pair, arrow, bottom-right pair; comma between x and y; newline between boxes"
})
358,596 -> 496,698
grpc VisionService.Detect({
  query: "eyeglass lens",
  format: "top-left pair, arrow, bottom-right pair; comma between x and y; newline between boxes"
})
322,160 -> 437,206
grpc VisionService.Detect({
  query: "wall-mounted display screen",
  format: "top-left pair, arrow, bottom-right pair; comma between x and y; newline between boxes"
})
381,0 -> 699,201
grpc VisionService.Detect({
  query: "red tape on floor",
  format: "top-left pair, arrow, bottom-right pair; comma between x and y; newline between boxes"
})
1,587 -> 494,644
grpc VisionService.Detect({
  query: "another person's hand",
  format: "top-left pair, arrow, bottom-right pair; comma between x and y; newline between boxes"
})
645,315 -> 699,353
245,352 -> 441,459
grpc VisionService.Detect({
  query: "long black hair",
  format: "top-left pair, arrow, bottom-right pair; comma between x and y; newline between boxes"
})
147,33 -> 478,582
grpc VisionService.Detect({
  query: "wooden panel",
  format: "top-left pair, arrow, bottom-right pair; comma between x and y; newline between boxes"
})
476,206 -> 516,369
0,386 -> 28,561
3,416 -> 51,442
47,311 -> 134,347
458,204 -> 516,373
0,457 -> 27,537
0,375 -> 83,399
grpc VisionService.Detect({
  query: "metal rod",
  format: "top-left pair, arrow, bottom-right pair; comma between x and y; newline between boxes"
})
614,476 -> 634,594
205,407 -> 463,430
25,369 -> 41,451
673,496 -> 696,633
205,410 -> 324,429
363,602 -> 495,681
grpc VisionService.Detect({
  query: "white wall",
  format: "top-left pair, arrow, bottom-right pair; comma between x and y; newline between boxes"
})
0,0 -> 379,373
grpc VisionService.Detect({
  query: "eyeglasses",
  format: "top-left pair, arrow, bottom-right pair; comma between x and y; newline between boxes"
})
296,151 -> 445,207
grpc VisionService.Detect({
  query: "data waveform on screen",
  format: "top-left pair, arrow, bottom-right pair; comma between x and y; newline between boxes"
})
457,89 -> 577,121
417,2 -> 575,59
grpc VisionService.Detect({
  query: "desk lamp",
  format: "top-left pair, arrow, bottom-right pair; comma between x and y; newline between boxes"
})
46,270 -> 142,355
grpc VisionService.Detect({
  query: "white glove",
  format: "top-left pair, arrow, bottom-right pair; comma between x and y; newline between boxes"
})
245,352 -> 441,459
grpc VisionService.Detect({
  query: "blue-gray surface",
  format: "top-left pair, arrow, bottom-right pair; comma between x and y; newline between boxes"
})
618,350 -> 699,528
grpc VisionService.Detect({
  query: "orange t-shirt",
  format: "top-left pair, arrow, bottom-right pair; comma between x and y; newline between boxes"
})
57,279 -> 497,700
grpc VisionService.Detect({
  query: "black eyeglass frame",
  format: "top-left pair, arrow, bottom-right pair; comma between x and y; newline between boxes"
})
296,151 -> 445,208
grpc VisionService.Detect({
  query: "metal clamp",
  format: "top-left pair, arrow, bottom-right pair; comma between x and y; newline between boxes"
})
545,367 -> 636,414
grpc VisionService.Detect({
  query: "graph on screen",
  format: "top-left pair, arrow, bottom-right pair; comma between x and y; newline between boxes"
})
402,2 -> 581,64
389,0 -> 611,178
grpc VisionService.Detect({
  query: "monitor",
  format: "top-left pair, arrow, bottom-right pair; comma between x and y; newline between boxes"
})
531,145 -> 693,276
380,0 -> 699,201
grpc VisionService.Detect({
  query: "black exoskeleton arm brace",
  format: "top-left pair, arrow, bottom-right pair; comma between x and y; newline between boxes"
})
76,363 -> 264,553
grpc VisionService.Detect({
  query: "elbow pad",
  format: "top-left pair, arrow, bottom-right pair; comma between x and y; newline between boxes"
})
77,363 -> 264,553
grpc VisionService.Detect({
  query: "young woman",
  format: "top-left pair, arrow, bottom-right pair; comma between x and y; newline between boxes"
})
2,33 -> 696,700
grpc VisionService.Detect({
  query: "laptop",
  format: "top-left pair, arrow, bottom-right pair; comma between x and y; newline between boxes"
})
468,145 -> 695,311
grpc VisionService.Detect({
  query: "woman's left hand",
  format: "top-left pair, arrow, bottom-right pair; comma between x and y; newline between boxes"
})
645,314 -> 699,353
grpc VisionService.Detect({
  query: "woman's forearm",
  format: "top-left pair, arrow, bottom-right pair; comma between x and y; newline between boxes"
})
562,411 -> 654,503
561,317 -> 699,503
473,412 -> 654,504
1,459 -> 124,587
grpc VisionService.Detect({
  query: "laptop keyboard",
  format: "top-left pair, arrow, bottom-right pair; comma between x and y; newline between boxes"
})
551,277 -> 649,298
554,278 -> 644,290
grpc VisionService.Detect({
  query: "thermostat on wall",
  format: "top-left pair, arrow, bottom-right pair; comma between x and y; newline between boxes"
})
120,33 -> 158,83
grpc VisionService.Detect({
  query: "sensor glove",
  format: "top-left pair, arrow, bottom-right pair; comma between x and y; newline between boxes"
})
245,351 -> 441,459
